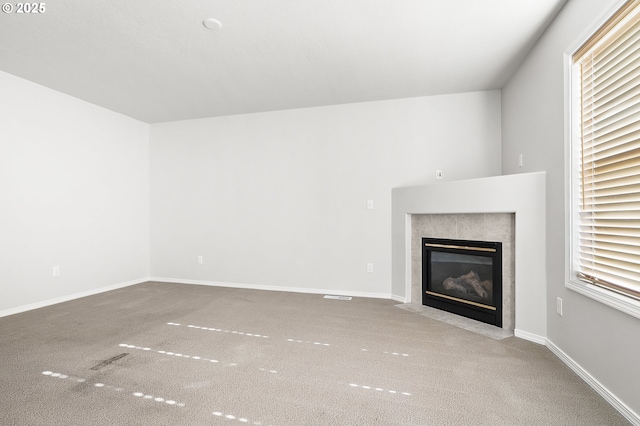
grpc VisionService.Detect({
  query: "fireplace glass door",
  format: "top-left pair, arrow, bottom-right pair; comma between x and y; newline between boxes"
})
422,238 -> 502,327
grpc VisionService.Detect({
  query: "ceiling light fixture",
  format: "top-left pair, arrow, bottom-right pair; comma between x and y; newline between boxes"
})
203,18 -> 222,31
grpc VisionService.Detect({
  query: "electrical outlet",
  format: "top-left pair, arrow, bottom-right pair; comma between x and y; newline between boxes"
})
367,263 -> 373,273
556,297 -> 563,316
367,200 -> 374,210
198,256 -> 203,264
52,266 -> 60,277
435,170 -> 443,180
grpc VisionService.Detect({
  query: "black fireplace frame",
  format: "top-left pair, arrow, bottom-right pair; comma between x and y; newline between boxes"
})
422,237 -> 502,327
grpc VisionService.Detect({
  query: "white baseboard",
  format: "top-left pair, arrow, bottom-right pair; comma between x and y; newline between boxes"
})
0,276 -> 403,318
0,277 -> 148,319
514,328 -> 546,345
149,277 -> 395,300
546,339 -> 640,426
390,294 -> 407,303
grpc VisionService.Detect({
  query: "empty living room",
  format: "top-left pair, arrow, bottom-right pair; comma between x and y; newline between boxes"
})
1,1 -> 639,425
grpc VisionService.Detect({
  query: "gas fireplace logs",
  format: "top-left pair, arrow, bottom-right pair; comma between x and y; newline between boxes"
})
442,270 -> 492,299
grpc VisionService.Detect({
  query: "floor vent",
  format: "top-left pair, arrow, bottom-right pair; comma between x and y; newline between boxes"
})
323,295 -> 352,301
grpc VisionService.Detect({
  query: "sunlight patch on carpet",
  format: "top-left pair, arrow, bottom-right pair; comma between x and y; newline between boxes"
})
41,370 -> 186,407
118,343 -> 279,374
212,410 -> 265,425
120,343 -> 220,363
168,322 -> 270,338
346,381 -> 412,396
286,338 -> 330,347
349,383 -> 411,396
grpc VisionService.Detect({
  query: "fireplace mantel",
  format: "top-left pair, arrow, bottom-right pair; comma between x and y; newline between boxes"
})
391,172 -> 546,343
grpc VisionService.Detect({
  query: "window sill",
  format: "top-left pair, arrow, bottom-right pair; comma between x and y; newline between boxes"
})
567,279 -> 640,320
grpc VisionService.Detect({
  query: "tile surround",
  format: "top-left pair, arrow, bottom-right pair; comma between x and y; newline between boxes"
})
411,213 -> 515,332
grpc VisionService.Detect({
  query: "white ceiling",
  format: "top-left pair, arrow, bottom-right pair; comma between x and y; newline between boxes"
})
0,0 -> 567,123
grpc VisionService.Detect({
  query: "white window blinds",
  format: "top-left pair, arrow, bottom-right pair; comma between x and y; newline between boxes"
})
573,0 -> 640,300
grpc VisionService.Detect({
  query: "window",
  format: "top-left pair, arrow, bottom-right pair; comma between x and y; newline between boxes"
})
568,0 -> 640,318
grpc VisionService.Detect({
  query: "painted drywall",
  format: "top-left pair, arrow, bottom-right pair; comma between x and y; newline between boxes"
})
0,71 -> 150,313
150,92 -> 502,297
502,0 -> 639,417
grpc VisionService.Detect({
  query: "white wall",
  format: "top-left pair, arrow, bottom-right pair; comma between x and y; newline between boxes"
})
502,0 -> 640,418
0,71 -> 150,314
150,92 -> 502,297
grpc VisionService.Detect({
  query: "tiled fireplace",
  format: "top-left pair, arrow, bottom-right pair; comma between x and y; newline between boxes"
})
411,214 -> 515,331
391,172 -> 547,343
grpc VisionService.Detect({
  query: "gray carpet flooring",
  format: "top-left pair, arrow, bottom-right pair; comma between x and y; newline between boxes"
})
0,281 -> 630,425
